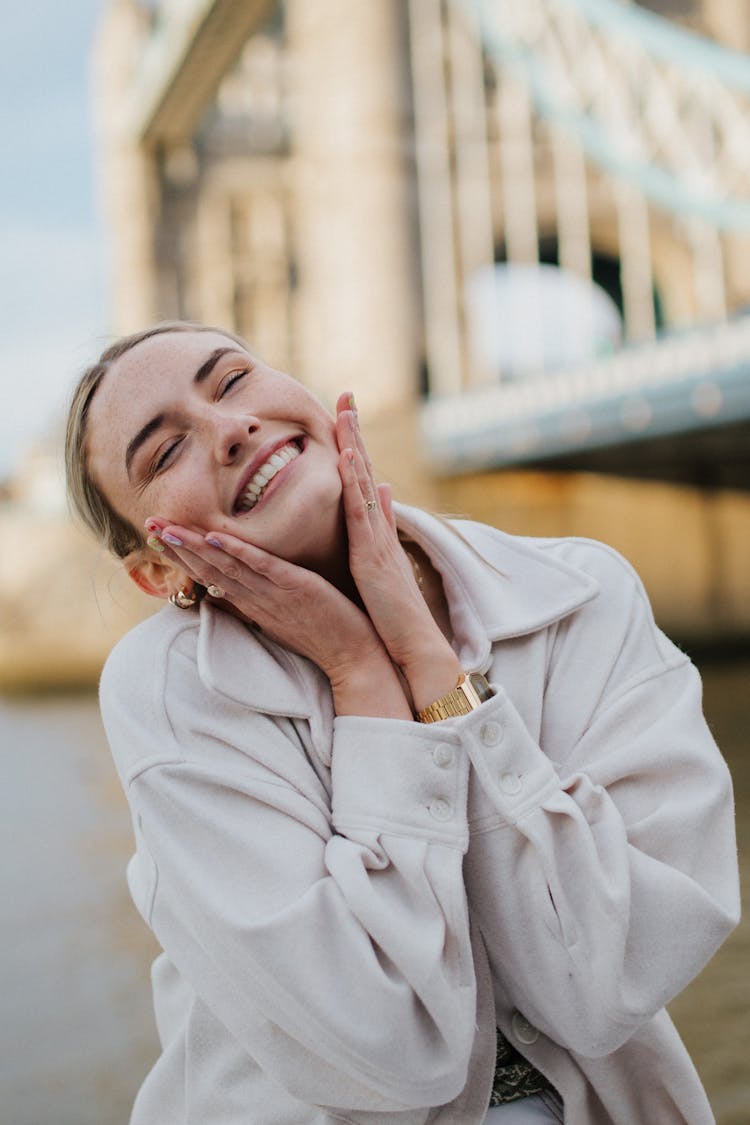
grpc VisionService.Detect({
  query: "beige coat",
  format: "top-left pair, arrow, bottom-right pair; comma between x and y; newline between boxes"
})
100,506 -> 739,1124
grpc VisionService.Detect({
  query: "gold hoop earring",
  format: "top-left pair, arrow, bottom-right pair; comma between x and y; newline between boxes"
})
169,586 -> 198,609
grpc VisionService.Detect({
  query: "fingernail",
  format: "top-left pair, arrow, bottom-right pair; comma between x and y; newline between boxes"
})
144,519 -> 159,532
147,534 -> 165,553
348,394 -> 356,413
346,451 -> 355,465
205,535 -> 223,549
162,532 -> 183,547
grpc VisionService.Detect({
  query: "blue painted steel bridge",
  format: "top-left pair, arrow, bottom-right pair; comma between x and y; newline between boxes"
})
416,0 -> 750,489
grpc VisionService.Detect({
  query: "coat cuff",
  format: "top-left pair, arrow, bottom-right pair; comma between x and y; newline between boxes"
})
331,715 -> 470,848
454,687 -> 560,823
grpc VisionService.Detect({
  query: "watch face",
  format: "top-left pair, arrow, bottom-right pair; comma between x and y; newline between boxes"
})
467,672 -> 494,703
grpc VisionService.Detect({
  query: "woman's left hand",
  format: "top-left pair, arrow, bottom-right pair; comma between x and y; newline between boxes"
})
334,394 -> 462,710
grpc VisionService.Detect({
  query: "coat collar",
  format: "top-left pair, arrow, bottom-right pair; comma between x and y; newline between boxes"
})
393,504 -> 599,670
194,505 -> 599,714
196,603 -> 316,718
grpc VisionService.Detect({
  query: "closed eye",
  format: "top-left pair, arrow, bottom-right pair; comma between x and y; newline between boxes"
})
218,368 -> 250,398
154,437 -> 184,473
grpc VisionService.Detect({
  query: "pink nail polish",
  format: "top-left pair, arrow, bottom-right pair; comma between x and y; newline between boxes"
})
206,535 -> 223,549
162,532 -> 183,547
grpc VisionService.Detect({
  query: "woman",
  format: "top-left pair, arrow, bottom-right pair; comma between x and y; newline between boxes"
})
66,321 -> 739,1124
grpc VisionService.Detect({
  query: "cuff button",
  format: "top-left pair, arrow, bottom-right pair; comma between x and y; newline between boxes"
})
429,798 -> 453,821
499,772 -> 522,796
480,720 -> 503,747
433,744 -> 455,768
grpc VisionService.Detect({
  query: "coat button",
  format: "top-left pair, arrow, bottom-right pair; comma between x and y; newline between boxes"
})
429,798 -> 453,821
511,1010 -> 539,1045
499,772 -> 522,795
433,744 -> 454,769
480,721 -> 503,747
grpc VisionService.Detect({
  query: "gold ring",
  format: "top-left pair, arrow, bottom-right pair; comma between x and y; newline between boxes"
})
207,584 -> 225,599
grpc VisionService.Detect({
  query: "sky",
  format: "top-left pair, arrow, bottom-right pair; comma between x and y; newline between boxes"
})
0,1 -> 107,480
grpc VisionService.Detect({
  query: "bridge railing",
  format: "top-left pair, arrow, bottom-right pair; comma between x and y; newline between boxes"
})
409,0 -> 750,402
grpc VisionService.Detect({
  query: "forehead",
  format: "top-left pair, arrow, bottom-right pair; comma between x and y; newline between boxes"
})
106,329 -> 245,396
90,329 -> 244,423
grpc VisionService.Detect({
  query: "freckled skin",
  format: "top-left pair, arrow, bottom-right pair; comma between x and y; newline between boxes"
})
87,331 -> 348,575
87,329 -> 463,720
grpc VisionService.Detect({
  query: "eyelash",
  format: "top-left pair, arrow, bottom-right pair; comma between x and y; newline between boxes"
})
218,368 -> 249,397
154,438 -> 183,473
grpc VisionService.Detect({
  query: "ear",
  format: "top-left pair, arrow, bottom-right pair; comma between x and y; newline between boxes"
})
125,550 -> 189,601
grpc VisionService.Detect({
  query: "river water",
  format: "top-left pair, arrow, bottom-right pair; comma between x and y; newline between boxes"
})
1,660 -> 747,1124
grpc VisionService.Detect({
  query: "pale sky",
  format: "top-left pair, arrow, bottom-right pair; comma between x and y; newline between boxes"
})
0,1 -> 107,480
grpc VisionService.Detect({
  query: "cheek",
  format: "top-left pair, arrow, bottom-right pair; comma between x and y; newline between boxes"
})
303,457 -> 345,524
284,382 -> 336,435
146,469 -> 210,528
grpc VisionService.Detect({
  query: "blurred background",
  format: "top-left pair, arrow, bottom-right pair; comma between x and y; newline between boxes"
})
1,0 -> 748,1121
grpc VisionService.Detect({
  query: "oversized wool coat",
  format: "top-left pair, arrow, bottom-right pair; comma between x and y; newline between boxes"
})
99,505 -> 740,1124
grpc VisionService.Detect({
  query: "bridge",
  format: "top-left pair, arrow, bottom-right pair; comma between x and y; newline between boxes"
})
416,0 -> 750,489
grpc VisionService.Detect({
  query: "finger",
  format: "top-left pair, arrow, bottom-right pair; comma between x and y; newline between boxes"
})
335,393 -> 374,473
333,406 -> 377,509
338,449 -> 377,539
155,520 -> 299,594
343,445 -> 378,511
200,531 -> 310,591
144,517 -> 207,550
335,406 -> 356,459
353,444 -> 378,513
151,523 -> 268,592
159,540 -> 255,595
144,516 -> 174,553
348,395 -> 374,474
335,390 -> 356,416
377,483 -> 397,531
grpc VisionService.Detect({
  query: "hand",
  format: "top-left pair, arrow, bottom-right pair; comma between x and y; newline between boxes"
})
145,521 -> 412,719
334,395 -> 462,711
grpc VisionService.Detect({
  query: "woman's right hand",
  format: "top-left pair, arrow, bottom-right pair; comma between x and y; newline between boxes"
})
148,523 -> 413,720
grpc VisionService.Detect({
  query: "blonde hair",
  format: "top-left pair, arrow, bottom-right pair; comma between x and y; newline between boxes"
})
65,320 -> 250,559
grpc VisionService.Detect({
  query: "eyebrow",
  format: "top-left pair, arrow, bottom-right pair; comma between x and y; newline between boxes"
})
124,346 -> 244,478
192,346 -> 239,385
125,414 -> 165,479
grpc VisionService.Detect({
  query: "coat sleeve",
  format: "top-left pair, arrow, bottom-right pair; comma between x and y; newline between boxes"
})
100,639 -> 477,1112
458,542 -> 740,1059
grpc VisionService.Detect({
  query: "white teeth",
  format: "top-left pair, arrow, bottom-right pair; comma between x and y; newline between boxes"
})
237,441 -> 301,512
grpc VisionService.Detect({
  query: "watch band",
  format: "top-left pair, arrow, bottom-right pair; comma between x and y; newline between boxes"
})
416,671 -> 494,723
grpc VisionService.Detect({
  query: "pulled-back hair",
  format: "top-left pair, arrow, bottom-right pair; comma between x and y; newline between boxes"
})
65,320 -> 250,559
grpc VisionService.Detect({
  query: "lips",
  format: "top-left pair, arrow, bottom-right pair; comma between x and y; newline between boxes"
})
234,437 -> 303,514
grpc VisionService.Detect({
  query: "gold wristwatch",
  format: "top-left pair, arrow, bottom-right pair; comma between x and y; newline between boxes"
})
416,672 -> 494,723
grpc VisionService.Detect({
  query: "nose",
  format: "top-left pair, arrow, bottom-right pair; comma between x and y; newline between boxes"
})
212,412 -> 260,464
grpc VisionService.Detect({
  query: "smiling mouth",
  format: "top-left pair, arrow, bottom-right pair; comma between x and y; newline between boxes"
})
235,439 -> 303,514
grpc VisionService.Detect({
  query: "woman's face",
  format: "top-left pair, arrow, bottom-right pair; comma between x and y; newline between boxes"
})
87,330 -> 346,570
